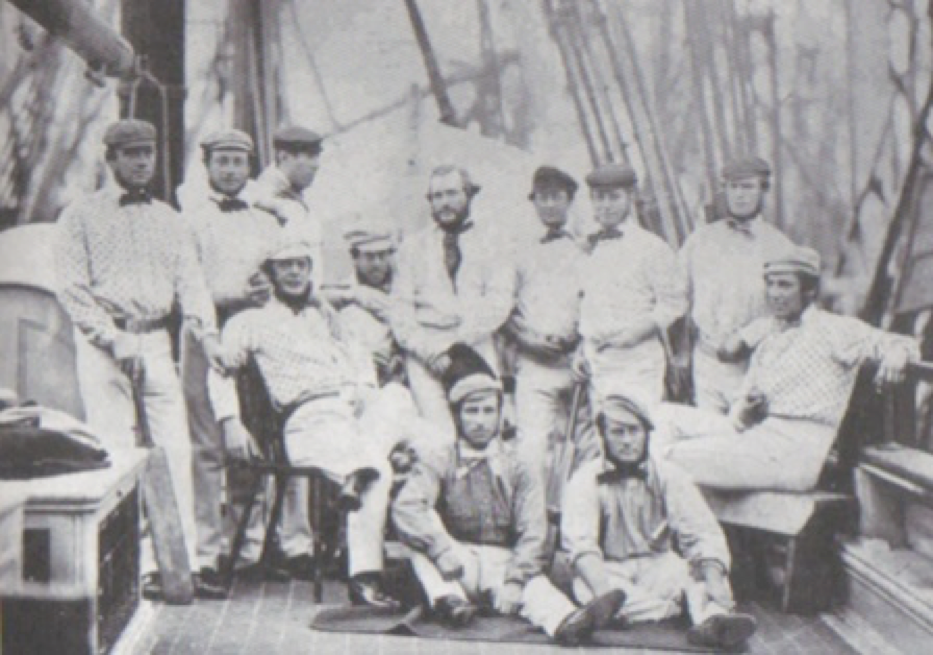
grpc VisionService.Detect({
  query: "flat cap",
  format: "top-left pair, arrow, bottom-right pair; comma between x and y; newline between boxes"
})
529,165 -> 579,199
200,129 -> 254,153
585,163 -> 638,189
273,125 -> 323,150
103,119 -> 156,147
598,390 -> 655,431
764,246 -> 821,278
266,235 -> 314,262
722,156 -> 771,181
344,220 -> 395,253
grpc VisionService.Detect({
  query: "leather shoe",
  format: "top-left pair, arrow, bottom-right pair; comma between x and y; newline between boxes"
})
141,572 -> 163,601
687,613 -> 757,651
433,594 -> 478,628
554,589 -> 626,646
194,567 -> 229,600
336,476 -> 363,512
348,572 -> 401,610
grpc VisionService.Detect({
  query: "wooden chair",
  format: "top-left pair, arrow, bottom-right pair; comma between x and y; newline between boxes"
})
220,358 -> 341,602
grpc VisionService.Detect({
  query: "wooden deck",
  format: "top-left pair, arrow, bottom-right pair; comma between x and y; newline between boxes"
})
115,575 -> 862,655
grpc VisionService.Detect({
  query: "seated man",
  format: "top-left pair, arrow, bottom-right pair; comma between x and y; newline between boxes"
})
391,344 -> 624,646
207,237 -> 399,608
656,246 -> 919,492
562,392 -> 757,651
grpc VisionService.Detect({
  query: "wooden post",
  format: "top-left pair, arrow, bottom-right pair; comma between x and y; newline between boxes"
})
120,0 -> 185,206
763,10 -> 785,228
403,0 -> 458,126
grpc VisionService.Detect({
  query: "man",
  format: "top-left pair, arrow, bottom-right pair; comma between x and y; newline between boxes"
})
678,156 -> 795,412
56,118 -> 225,600
562,392 -> 758,650
181,129 -> 284,585
254,125 -> 325,279
657,246 -> 918,491
325,221 -> 405,387
391,344 -> 625,645
391,165 -> 513,434
502,166 -> 590,476
207,237 -> 400,607
575,164 -> 687,404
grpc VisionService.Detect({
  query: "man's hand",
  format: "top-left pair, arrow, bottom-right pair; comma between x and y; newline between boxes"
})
221,418 -> 260,463
699,561 -> 734,609
494,582 -> 524,615
245,271 -> 272,307
875,344 -> 911,389
111,332 -> 143,380
427,352 -> 452,377
202,335 -> 228,375
436,550 -> 464,581
733,388 -> 768,431
571,346 -> 590,382
717,333 -> 750,363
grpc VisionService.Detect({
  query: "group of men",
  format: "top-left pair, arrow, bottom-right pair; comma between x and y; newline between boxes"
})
54,116 -> 919,649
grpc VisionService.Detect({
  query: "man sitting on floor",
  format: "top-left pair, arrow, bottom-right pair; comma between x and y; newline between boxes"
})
207,236 -> 400,608
655,245 -> 919,492
562,392 -> 758,651
391,344 -> 625,646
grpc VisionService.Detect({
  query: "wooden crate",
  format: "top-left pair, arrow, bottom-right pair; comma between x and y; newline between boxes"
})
0,449 -> 148,655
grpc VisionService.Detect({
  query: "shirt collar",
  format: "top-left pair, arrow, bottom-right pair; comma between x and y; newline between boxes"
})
596,456 -> 657,485
724,215 -> 761,235
457,438 -> 502,460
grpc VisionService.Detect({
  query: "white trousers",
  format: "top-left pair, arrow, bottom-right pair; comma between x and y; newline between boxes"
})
513,354 -> 575,477
691,348 -> 747,415
410,542 -> 578,637
585,338 -> 666,407
282,394 -> 399,574
654,404 -> 836,492
74,330 -> 197,575
180,326 -> 266,568
573,552 -> 728,626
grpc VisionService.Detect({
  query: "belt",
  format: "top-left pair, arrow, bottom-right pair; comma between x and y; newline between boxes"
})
113,315 -> 171,334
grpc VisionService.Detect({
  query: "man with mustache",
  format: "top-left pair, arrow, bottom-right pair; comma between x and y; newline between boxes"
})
56,118 -> 224,600
208,237 -> 401,608
391,165 -> 514,435
678,157 -> 794,413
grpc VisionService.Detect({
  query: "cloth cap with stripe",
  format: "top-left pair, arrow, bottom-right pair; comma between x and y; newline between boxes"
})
344,219 -> 395,253
585,163 -> 638,189
529,165 -> 578,199
597,389 -> 655,432
443,343 -> 502,404
764,246 -> 821,278
266,234 -> 314,262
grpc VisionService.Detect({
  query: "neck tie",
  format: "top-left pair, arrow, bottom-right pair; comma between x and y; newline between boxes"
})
215,196 -> 249,213
597,462 -> 648,482
541,228 -> 571,244
119,189 -> 152,207
726,218 -> 754,237
442,221 -> 473,285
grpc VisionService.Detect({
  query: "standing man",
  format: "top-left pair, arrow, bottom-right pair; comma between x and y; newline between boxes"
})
182,129 -> 282,584
503,166 -> 589,475
657,247 -> 918,491
391,344 -> 625,645
678,156 -> 794,412
326,222 -> 405,388
391,165 -> 513,434
56,119 -> 226,600
255,125 -> 325,280
208,237 -> 401,608
562,392 -> 758,650
576,164 -> 687,405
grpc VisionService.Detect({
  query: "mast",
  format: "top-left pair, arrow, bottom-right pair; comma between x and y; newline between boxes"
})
403,0 -> 458,126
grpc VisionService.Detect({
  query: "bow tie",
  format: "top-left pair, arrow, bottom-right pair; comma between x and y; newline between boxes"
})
214,196 -> 249,213
587,228 -> 623,248
541,228 -> 571,244
726,219 -> 754,236
597,462 -> 649,482
119,189 -> 152,207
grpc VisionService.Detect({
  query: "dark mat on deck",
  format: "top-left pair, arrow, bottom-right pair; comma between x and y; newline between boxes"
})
310,605 -> 723,652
